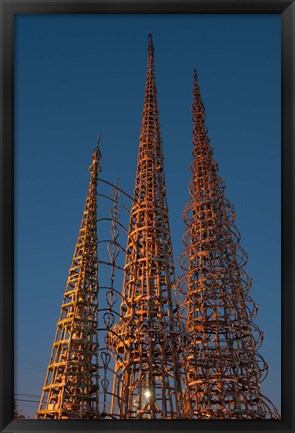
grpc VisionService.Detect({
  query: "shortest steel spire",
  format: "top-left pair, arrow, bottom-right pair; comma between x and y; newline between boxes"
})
36,137 -> 100,419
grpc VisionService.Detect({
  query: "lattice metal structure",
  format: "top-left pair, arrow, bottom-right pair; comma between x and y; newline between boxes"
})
109,34 -> 187,419
179,70 -> 279,419
36,138 -> 137,419
36,137 -> 101,419
95,177 -> 136,418
35,38 -> 279,421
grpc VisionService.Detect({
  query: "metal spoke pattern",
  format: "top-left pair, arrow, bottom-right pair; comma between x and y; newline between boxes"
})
96,178 -> 133,419
179,70 -> 279,419
36,137 -> 101,419
109,34 -> 187,419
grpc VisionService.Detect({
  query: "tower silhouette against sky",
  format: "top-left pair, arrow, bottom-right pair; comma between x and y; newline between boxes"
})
35,36 -> 279,421
36,139 -> 101,419
109,34 -> 187,419
179,70 -> 279,419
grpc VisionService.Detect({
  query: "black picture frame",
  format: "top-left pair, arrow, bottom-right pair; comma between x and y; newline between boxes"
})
0,1 -> 293,432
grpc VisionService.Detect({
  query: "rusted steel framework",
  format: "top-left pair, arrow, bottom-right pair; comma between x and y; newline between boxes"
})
109,34 -> 187,419
36,137 -> 101,419
179,70 -> 279,419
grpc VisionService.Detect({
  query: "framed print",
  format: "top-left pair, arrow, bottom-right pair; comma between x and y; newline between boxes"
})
0,1 -> 294,433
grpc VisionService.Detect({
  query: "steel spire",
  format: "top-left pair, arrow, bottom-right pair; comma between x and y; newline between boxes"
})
36,138 -> 100,419
109,35 -> 187,419
179,70 -> 279,419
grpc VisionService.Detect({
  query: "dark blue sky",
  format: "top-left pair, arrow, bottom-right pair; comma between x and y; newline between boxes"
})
14,14 -> 281,418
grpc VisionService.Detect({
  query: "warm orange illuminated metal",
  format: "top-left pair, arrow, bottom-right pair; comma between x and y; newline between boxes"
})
36,137 -> 101,419
179,70 -> 279,419
109,34 -> 188,419
35,38 -> 279,421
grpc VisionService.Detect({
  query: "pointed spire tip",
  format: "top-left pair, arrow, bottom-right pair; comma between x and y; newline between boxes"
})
92,132 -> 102,165
148,33 -> 154,50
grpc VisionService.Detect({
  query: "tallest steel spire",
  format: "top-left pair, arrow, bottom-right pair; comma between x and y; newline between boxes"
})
109,34 -> 187,419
